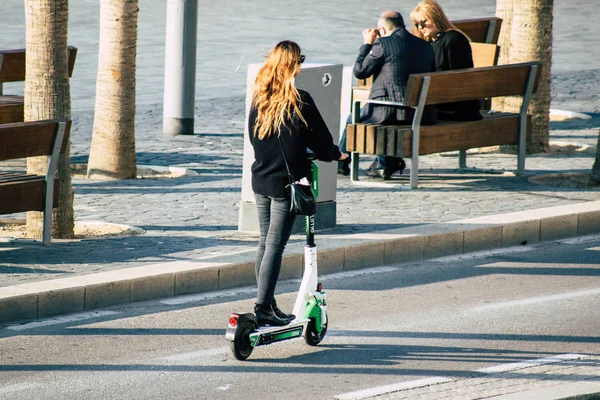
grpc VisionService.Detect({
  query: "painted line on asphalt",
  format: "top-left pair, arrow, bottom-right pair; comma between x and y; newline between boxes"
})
4,311 -> 120,331
558,234 -> 600,245
474,353 -> 589,374
470,288 -> 600,312
431,245 -> 535,263
334,377 -> 454,400
320,266 -> 398,281
334,353 -> 592,399
0,383 -> 41,395
159,266 -> 398,306
159,346 -> 230,361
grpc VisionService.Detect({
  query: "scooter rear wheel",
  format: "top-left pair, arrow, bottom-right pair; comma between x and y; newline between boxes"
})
231,320 -> 255,360
305,314 -> 328,346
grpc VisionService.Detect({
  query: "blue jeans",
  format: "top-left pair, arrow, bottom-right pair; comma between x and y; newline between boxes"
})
339,108 -> 389,169
254,194 -> 296,306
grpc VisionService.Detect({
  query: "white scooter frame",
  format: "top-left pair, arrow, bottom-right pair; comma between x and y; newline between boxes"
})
226,160 -> 327,360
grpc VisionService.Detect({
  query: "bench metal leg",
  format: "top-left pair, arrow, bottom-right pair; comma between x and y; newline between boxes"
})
409,155 -> 419,189
517,64 -> 538,176
458,150 -> 467,169
350,152 -> 359,182
43,121 -> 67,246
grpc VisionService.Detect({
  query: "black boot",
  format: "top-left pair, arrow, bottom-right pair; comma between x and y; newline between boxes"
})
272,298 -> 295,320
254,303 -> 292,327
337,155 -> 351,176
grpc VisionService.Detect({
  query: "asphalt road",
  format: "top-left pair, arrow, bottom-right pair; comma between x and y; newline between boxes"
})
1,236 -> 599,400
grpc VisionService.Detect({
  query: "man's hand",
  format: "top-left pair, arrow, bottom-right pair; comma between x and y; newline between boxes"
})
362,28 -> 379,45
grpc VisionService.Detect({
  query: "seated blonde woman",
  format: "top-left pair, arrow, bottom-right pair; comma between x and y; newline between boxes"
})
410,0 -> 482,121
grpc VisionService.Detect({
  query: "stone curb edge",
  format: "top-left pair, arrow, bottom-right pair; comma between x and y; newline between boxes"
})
1,200 -> 600,324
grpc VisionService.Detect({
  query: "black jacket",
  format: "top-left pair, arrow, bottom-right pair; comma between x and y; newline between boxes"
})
431,30 -> 482,121
248,89 -> 341,199
354,28 -> 437,124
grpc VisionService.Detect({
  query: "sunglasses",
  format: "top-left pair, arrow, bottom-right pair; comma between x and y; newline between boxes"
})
299,54 -> 306,64
414,20 -> 428,29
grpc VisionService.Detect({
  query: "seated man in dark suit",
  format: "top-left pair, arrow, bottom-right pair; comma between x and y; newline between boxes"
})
339,10 -> 436,180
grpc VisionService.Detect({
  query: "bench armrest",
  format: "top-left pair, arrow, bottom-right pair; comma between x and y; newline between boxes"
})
352,99 -> 410,124
353,99 -> 407,108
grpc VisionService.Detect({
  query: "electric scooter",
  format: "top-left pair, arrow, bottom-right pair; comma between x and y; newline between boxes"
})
226,157 -> 327,360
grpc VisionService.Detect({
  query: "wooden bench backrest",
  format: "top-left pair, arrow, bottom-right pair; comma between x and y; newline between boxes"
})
0,120 -> 71,161
0,46 -> 77,83
471,43 -> 499,68
404,62 -> 540,107
452,17 -> 502,44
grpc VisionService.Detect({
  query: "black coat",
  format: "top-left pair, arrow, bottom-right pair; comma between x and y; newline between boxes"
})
248,89 -> 341,199
431,30 -> 482,121
353,28 -> 437,125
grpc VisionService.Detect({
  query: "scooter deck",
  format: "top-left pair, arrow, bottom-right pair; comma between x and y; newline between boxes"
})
250,318 -> 310,347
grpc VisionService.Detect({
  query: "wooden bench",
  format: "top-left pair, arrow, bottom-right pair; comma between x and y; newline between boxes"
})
345,62 -> 540,189
0,46 -> 77,124
0,120 -> 71,245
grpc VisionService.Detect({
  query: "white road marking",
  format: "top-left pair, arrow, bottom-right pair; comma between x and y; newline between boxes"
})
558,234 -> 600,245
470,288 -> 600,312
432,245 -> 534,263
475,353 -> 589,374
334,377 -> 454,400
159,266 -> 397,306
159,346 -> 230,361
0,383 -> 41,395
320,267 -> 398,281
216,384 -> 232,391
334,354 -> 592,399
4,311 -> 119,331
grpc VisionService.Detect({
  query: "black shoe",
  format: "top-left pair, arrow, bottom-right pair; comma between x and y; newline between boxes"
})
254,304 -> 292,326
337,156 -> 351,176
272,299 -> 295,320
381,158 -> 406,180
367,158 -> 406,180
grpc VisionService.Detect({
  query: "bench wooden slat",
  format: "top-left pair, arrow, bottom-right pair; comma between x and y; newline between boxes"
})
0,120 -> 71,161
0,96 -> 24,124
346,113 -> 531,158
418,113 -> 531,155
0,46 -> 77,83
404,62 -> 540,107
0,178 -> 59,214
453,17 -> 502,44
471,43 -> 499,68
0,173 -> 40,182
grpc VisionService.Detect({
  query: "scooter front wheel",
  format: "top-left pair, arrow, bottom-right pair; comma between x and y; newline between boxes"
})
305,313 -> 328,346
230,320 -> 256,360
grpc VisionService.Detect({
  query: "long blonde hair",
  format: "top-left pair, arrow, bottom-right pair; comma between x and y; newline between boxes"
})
252,40 -> 306,140
410,0 -> 467,42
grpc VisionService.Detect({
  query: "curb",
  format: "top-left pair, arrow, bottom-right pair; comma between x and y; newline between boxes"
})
2,200 -> 600,324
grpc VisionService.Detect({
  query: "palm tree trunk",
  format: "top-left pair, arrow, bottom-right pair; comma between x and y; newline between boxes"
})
87,0 -> 138,180
495,0 -> 553,154
24,0 -> 74,239
592,129 -> 600,183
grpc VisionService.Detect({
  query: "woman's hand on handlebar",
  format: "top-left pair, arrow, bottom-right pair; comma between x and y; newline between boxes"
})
338,153 -> 349,161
